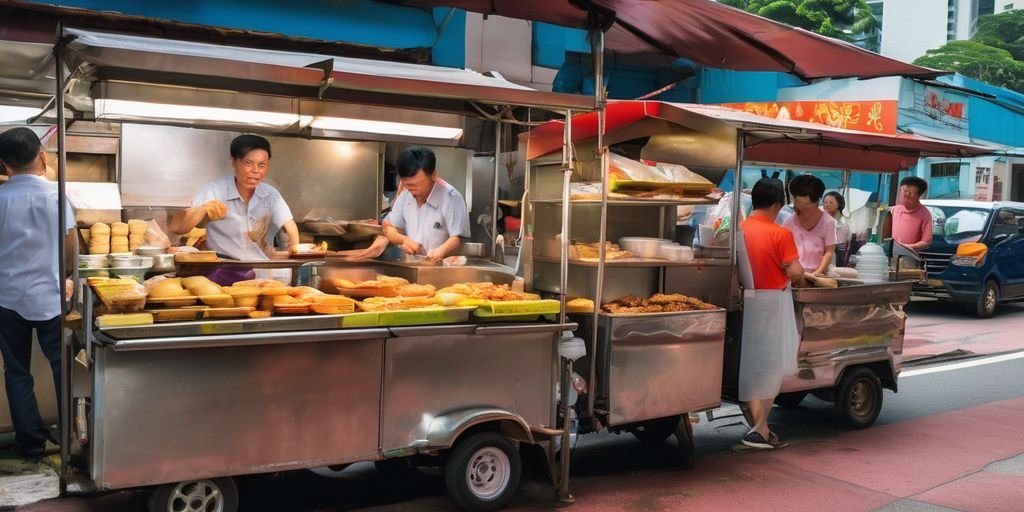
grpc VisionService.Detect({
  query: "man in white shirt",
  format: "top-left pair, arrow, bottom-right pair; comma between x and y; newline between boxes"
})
0,127 -> 76,458
384,147 -> 470,262
169,134 -> 299,260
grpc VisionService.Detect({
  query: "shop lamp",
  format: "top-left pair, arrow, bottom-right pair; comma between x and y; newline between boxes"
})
94,99 -> 302,128
302,101 -> 464,144
92,82 -> 304,131
308,116 -> 462,141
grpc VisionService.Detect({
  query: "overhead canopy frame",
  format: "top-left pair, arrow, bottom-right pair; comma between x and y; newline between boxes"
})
524,101 -> 996,173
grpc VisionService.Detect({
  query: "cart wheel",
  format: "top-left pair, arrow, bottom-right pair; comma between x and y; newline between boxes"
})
673,415 -> 696,469
445,432 -> 521,512
148,477 -> 238,512
973,280 -> 999,318
834,367 -> 883,429
631,416 -> 680,444
774,391 -> 809,409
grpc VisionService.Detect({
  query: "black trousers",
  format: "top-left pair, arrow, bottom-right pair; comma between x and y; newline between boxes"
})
0,306 -> 61,452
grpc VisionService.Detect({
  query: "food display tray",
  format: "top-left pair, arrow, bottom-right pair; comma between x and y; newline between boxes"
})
376,307 -> 475,327
98,312 -> 380,340
474,300 -> 561,317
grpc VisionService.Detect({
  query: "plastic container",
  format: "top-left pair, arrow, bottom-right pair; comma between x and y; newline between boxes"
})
619,237 -> 672,258
657,244 -> 694,263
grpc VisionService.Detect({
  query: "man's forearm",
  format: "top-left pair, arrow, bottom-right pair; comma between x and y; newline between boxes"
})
169,206 -> 206,235
383,225 -> 405,245
434,236 -> 461,259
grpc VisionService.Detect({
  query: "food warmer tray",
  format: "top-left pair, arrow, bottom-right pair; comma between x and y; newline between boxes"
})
97,313 -> 375,340
792,281 -> 914,306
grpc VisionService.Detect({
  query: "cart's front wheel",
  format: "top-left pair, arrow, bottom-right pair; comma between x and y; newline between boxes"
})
445,432 -> 522,511
835,367 -> 883,429
148,477 -> 238,512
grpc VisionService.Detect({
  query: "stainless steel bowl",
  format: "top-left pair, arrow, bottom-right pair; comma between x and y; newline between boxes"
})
150,253 -> 175,272
78,254 -> 109,269
457,242 -> 485,257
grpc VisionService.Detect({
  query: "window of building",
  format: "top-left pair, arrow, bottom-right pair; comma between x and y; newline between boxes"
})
932,163 -> 961,178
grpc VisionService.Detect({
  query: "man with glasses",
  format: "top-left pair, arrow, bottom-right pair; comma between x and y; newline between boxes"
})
170,134 -> 299,261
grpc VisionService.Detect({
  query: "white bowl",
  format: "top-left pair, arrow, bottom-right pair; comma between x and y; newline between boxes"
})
658,244 -> 694,263
619,237 -> 672,258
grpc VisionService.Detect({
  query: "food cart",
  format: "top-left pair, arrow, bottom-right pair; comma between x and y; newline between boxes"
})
21,25 -> 605,512
521,100 -> 992,449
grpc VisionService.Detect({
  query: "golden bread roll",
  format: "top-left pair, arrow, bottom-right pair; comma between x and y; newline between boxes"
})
110,245 -> 129,254
129,234 -> 147,245
222,286 -> 261,298
249,310 -> 272,319
88,244 -> 110,255
127,219 -> 147,235
148,278 -> 190,298
181,276 -> 217,289
111,235 -> 129,245
288,286 -> 326,299
111,222 -> 129,237
90,222 -> 111,236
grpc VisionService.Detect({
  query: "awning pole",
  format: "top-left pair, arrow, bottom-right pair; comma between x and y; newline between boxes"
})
556,108 -> 574,505
730,133 -> 745,277
54,25 -> 71,494
492,120 -> 502,258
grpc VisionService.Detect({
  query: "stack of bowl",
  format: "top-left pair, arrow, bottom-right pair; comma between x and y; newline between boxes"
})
854,243 -> 889,282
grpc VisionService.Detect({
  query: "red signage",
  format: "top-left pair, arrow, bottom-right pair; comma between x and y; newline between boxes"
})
721,100 -> 898,135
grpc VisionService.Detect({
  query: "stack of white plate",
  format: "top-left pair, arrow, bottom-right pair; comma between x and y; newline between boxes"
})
854,243 -> 889,282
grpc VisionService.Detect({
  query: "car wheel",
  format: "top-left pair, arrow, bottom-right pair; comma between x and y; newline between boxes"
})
834,367 -> 883,429
149,478 -> 238,512
974,280 -> 999,318
445,432 -> 521,512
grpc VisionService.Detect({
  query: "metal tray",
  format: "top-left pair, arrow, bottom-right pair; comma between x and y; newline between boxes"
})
98,313 -> 367,340
792,280 -> 914,306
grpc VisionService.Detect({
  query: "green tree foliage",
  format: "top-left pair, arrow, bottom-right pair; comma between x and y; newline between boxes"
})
911,11 -> 1024,93
972,9 -> 1024,61
719,0 -> 877,43
913,40 -> 1024,92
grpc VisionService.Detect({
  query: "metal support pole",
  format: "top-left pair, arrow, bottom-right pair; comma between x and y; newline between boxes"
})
584,26 -> 607,421
729,133 -> 745,272
556,109 -> 574,505
492,120 -> 502,259
54,27 -> 71,494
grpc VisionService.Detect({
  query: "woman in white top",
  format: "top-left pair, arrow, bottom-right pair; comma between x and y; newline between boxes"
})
823,191 -> 850,267
170,134 -> 299,260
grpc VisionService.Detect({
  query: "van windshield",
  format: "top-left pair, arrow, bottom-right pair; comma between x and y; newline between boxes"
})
925,205 -> 990,243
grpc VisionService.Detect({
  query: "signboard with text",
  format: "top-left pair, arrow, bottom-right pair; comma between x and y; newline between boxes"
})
721,100 -> 899,135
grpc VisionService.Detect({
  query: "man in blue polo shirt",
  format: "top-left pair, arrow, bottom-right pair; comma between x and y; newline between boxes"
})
0,127 -> 76,458
383,147 -> 470,262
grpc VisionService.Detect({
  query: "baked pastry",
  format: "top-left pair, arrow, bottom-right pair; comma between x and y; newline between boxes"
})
111,222 -> 129,237
148,278 -> 191,298
127,219 -> 147,235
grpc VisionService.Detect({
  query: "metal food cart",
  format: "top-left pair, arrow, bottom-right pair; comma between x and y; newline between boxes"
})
521,100 -> 992,451
35,25 -> 600,512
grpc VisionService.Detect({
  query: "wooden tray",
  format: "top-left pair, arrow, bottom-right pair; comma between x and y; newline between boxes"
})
146,296 -> 199,307
334,286 -> 400,298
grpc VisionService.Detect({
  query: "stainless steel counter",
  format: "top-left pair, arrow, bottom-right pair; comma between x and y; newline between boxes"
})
783,281 -> 912,393
84,319 -> 572,491
593,309 -> 727,427
313,259 -> 516,290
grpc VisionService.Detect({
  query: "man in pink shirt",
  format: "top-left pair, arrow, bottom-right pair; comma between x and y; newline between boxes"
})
888,176 -> 932,252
